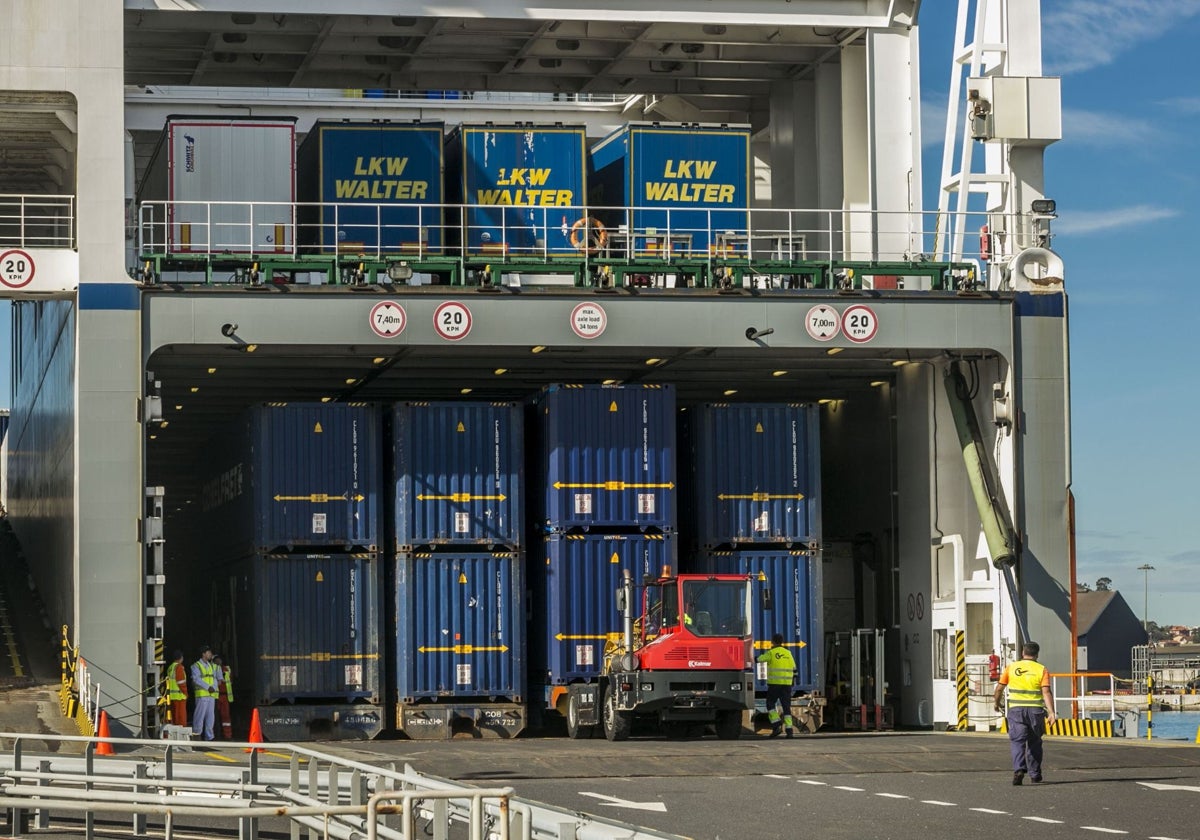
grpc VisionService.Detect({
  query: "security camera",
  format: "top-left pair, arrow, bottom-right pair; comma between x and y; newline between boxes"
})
221,323 -> 239,338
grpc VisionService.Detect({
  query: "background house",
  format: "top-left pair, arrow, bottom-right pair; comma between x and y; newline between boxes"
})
1077,590 -> 1146,681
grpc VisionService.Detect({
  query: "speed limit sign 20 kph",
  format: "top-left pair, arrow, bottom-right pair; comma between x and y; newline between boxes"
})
432,301 -> 473,341
841,304 -> 879,343
0,249 -> 35,289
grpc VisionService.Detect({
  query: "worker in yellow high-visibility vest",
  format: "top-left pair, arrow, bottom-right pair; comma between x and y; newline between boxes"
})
166,650 -> 188,727
757,634 -> 797,738
190,645 -> 218,742
994,641 -> 1056,785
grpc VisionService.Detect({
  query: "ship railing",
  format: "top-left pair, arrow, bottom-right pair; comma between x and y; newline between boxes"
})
0,734 -> 683,840
136,200 -> 1041,290
0,194 -> 77,250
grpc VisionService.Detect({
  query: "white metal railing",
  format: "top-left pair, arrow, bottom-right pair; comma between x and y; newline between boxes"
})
130,85 -> 629,107
137,199 -> 1042,278
0,735 -> 684,840
0,194 -> 76,249
1050,672 -> 1118,720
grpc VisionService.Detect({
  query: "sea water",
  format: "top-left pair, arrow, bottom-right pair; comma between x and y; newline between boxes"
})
1138,710 -> 1200,740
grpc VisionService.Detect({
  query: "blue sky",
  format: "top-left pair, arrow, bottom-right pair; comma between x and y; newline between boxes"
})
919,0 -> 1200,629
2,3 -> 1197,628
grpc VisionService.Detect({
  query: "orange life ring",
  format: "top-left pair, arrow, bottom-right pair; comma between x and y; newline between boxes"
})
570,217 -> 607,254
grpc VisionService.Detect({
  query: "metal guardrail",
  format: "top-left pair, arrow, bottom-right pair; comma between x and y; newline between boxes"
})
0,194 -> 76,249
0,733 -> 686,840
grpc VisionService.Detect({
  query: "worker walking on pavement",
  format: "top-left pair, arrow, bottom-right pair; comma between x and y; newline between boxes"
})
758,633 -> 797,738
994,641 -> 1056,785
214,654 -> 234,740
190,645 -> 218,741
166,649 -> 188,727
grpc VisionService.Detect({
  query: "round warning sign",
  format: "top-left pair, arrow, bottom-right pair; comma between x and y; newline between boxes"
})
368,301 -> 407,338
0,249 -> 35,289
841,304 -> 879,343
433,301 -> 473,341
805,304 -> 841,341
570,302 -> 608,339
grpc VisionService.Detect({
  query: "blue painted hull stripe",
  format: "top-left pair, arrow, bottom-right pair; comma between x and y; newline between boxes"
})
79,283 -> 139,311
1015,292 -> 1064,318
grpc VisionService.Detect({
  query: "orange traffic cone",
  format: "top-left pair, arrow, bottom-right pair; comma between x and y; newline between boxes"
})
244,707 -> 264,753
96,710 -> 115,755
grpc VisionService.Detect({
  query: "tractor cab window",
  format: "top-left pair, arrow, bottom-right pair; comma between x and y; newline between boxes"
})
643,583 -> 681,639
681,579 -> 748,638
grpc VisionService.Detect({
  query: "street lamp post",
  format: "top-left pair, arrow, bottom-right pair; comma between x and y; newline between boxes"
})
1137,564 -> 1155,637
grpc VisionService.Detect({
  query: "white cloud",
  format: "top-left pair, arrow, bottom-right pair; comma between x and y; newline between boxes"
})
1044,0 -> 1200,75
921,92 -> 949,149
1052,204 -> 1179,236
1064,108 -> 1158,147
1159,97 -> 1200,114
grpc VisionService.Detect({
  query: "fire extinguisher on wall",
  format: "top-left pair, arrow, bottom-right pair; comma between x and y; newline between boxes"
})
988,651 -> 1001,682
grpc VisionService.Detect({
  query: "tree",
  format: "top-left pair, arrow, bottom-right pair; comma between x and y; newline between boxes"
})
1076,581 -> 1092,592
1095,577 -> 1112,591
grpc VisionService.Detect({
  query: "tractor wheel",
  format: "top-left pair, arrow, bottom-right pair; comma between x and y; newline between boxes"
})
566,691 -> 592,739
714,710 -> 743,740
602,684 -> 632,741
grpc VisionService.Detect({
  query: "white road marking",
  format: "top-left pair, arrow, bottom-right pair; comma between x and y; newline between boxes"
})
1023,816 -> 1063,824
797,780 -> 827,786
1138,782 -> 1200,793
579,792 -> 667,813
970,808 -> 1008,814
833,786 -> 864,792
1080,828 -> 1127,835
1149,836 -> 1185,839
876,793 -> 909,799
763,774 -> 789,779
921,800 -> 956,806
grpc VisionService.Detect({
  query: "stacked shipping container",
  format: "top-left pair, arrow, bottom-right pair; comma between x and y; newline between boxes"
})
197,403 -> 385,741
530,384 -> 678,714
388,402 -> 526,738
682,403 -> 824,698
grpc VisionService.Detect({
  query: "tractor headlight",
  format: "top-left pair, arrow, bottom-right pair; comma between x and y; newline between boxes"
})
640,682 -> 654,692
730,682 -> 742,691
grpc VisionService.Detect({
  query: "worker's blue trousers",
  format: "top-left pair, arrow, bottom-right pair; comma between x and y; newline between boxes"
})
1006,706 -> 1047,777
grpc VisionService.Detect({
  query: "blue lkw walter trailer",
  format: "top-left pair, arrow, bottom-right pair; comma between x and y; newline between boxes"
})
590,123 -> 751,256
390,401 -> 523,550
534,384 -> 676,531
393,551 -> 526,738
297,120 -> 444,255
445,123 -> 588,257
681,402 -> 821,548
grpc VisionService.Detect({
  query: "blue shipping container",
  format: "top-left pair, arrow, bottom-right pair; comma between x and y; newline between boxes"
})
590,123 -> 750,256
683,402 -> 821,547
297,121 -> 445,255
699,550 -> 822,693
217,551 -> 383,709
198,403 -> 382,554
391,401 -> 522,549
445,124 -> 588,256
533,533 -> 673,686
535,384 -> 676,530
394,551 -> 524,702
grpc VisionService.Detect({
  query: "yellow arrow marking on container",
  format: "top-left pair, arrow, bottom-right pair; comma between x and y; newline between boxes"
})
417,644 -> 510,654
716,493 -> 805,501
260,653 -> 379,661
554,633 -> 617,641
753,640 -> 808,650
272,493 -> 366,502
416,493 -> 508,502
552,481 -> 675,490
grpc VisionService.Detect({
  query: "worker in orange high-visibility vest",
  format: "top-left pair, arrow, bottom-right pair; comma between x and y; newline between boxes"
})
994,641 -> 1056,785
166,650 -> 188,727
214,654 -> 234,740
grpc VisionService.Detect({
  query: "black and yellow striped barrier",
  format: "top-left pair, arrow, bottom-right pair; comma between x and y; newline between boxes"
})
955,631 -> 968,730
999,716 -> 1113,737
